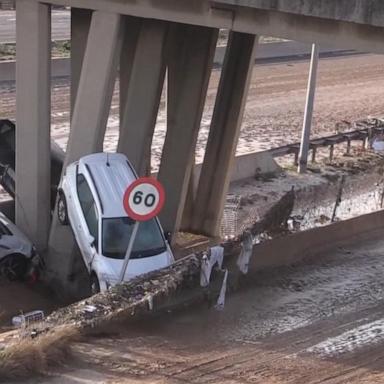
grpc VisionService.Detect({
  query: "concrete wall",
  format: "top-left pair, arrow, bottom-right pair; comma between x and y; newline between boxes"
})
248,209 -> 384,272
152,151 -> 280,188
41,0 -> 384,54
193,151 -> 280,185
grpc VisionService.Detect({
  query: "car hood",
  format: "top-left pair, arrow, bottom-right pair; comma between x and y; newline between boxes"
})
94,250 -> 174,285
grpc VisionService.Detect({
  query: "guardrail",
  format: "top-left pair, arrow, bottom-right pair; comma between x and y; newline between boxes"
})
269,118 -> 384,164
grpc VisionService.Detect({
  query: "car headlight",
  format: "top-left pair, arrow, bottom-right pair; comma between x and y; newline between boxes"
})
100,273 -> 117,290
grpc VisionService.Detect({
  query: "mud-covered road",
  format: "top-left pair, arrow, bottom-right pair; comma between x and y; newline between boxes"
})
2,53 -> 384,168
24,232 -> 384,383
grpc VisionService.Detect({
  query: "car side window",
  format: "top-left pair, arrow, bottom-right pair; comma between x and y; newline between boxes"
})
0,220 -> 12,236
77,174 -> 99,248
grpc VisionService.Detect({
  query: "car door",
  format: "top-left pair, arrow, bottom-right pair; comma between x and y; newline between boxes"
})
75,173 -> 99,267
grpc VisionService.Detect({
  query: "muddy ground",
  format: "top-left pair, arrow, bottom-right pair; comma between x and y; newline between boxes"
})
16,232 -> 384,383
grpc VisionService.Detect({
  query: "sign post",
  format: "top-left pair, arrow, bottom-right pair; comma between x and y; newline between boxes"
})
119,177 -> 165,283
119,221 -> 140,283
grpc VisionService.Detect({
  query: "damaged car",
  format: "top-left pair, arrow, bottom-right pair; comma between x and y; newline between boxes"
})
0,212 -> 39,280
57,152 -> 174,294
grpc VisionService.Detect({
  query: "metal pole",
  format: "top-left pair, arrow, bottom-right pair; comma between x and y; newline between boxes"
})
298,43 -> 319,173
119,221 -> 140,283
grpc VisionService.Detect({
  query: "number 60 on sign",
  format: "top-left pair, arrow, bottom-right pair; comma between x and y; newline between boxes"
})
123,177 -> 165,221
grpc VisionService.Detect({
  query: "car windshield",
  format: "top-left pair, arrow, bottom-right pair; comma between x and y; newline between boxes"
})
102,217 -> 166,259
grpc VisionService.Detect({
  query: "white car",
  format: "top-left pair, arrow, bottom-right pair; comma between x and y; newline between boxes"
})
0,212 -> 38,280
57,153 -> 174,294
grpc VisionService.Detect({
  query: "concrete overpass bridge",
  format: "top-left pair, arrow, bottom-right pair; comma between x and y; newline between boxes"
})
14,0 -> 384,294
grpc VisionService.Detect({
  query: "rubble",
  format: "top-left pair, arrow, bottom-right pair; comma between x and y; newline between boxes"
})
11,311 -> 44,328
45,254 -> 201,330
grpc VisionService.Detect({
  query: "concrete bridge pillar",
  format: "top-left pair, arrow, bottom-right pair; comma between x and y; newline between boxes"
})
191,32 -> 258,237
47,11 -> 123,294
15,0 -> 51,251
70,8 -> 92,114
157,24 -> 218,237
118,19 -> 168,176
119,16 -> 141,126
66,10 -> 122,163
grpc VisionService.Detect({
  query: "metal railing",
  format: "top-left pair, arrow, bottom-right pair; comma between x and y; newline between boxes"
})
269,118 -> 384,164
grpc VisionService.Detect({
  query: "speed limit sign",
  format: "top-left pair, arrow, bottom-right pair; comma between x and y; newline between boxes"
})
123,177 -> 165,221
119,177 -> 165,283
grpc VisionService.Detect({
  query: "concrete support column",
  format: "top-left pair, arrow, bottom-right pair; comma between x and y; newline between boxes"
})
157,25 -> 218,237
119,16 -> 141,126
298,43 -> 319,173
16,0 -> 51,250
66,11 -> 122,162
47,11 -> 122,295
191,32 -> 258,237
117,20 -> 168,176
70,8 -> 92,114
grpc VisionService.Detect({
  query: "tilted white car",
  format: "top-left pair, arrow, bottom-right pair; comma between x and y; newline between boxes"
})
0,212 -> 38,280
57,152 -> 174,294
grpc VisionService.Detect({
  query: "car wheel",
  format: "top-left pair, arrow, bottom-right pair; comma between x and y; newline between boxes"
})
90,274 -> 100,296
57,192 -> 69,225
0,254 -> 29,281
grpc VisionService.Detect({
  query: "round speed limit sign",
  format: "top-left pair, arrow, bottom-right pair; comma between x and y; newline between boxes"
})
123,177 -> 165,221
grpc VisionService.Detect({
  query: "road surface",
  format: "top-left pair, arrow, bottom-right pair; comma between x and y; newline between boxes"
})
1,53 -> 384,168
0,9 -> 70,43
27,231 -> 384,383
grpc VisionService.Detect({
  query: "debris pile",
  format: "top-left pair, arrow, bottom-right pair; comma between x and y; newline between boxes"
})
46,255 -> 201,330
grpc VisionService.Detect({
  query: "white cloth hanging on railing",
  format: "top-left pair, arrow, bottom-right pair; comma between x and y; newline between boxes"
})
200,246 -> 224,287
237,230 -> 253,274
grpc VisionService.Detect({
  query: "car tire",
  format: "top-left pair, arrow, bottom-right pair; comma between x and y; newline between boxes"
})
57,192 -> 69,225
0,254 -> 29,281
90,273 -> 100,296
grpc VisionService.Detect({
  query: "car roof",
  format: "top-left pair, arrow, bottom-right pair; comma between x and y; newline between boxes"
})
80,153 -> 137,218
